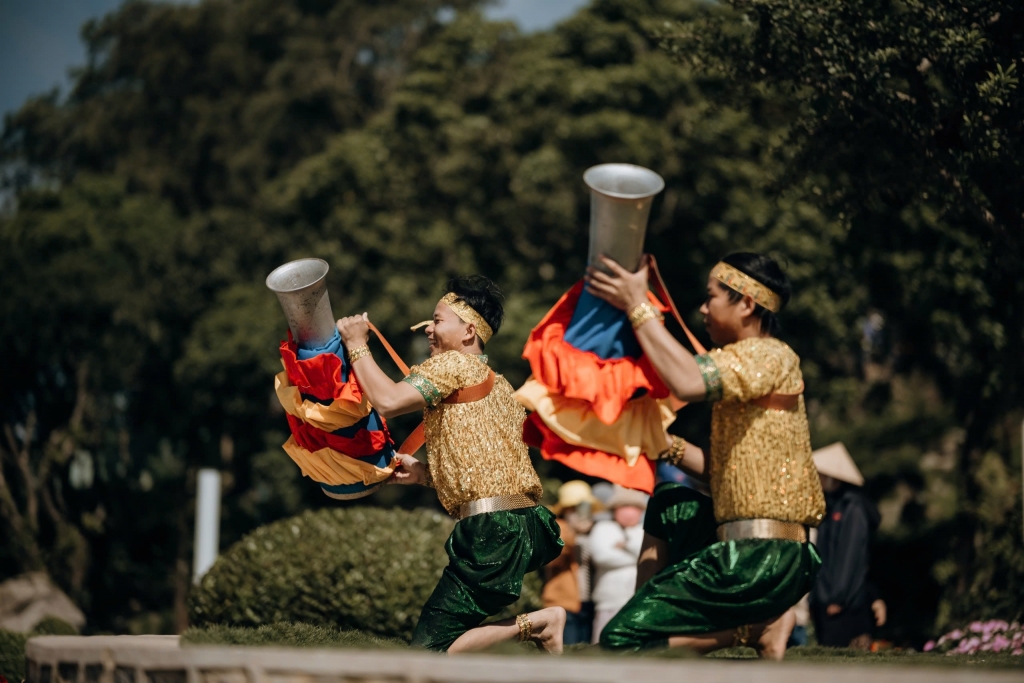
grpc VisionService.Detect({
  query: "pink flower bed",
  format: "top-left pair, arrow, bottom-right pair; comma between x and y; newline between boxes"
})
924,620 -> 1023,656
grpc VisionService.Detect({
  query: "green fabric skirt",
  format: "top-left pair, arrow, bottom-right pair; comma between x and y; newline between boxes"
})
410,505 -> 563,652
600,482 -> 821,650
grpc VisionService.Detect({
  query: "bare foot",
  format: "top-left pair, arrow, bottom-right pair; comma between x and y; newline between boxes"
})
754,609 -> 796,660
527,606 -> 566,654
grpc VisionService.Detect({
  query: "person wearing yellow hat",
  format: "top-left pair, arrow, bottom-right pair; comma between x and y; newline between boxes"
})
810,443 -> 886,649
544,480 -> 602,644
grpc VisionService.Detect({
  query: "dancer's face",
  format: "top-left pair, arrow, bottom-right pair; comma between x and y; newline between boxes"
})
699,277 -> 755,346
423,301 -> 476,356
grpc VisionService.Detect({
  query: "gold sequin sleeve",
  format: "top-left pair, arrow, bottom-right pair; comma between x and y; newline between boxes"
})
403,350 -> 490,407
698,337 -> 803,402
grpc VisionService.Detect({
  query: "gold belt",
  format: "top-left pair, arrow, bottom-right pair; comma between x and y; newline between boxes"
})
458,494 -> 536,520
717,518 -> 807,543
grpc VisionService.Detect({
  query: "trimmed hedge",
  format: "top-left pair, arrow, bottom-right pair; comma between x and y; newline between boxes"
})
0,617 -> 79,680
188,507 -> 542,642
182,622 -> 406,649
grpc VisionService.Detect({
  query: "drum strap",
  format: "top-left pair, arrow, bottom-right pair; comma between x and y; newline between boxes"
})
645,255 -> 804,411
364,321 -> 494,456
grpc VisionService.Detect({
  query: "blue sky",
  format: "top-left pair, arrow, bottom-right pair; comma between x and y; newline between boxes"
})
0,0 -> 589,117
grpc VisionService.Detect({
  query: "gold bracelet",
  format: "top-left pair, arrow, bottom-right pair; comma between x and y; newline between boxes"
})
659,435 -> 689,467
347,344 -> 371,363
516,613 -> 532,642
627,301 -> 663,330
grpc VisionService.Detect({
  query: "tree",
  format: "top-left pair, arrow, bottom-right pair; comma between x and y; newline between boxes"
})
2,0 -> 481,212
658,0 -> 1024,630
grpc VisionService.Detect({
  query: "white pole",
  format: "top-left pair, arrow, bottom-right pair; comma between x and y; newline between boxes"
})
193,468 -> 222,584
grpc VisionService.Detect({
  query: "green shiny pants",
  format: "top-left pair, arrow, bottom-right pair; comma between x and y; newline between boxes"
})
600,483 -> 821,650
410,505 -> 563,651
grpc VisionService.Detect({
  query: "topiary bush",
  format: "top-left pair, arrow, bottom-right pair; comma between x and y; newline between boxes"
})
188,507 -> 542,642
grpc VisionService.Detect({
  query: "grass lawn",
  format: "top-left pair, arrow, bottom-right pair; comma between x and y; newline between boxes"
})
182,623 -> 1024,668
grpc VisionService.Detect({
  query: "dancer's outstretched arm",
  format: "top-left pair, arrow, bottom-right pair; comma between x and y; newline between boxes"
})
336,314 -> 426,418
585,256 -> 707,403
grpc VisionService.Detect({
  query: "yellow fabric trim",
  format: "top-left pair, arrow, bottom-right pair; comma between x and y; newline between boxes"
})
274,369 -> 371,432
440,292 -> 494,343
281,435 -> 396,487
711,262 -> 782,313
515,379 -> 675,467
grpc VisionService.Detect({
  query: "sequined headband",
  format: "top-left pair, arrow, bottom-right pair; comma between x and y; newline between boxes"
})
410,293 -> 494,343
710,262 -> 782,313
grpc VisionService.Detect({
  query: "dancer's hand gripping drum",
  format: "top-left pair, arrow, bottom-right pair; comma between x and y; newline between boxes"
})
584,163 -> 665,273
267,259 -> 396,500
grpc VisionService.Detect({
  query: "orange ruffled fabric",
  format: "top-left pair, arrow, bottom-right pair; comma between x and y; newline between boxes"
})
523,413 -> 656,494
515,379 -> 674,467
279,339 -> 363,404
522,281 -> 671,425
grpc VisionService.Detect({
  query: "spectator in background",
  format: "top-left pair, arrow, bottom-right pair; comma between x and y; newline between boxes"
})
591,482 -> 614,522
809,443 -> 887,649
543,480 -> 601,645
589,486 -> 648,643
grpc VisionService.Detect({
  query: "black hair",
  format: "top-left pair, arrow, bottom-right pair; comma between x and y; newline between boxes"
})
443,275 -> 505,349
718,252 -> 791,337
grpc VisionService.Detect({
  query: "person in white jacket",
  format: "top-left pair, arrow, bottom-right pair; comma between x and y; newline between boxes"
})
589,486 -> 648,643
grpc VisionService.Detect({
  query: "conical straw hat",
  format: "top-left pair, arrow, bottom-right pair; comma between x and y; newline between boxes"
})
812,442 -> 864,486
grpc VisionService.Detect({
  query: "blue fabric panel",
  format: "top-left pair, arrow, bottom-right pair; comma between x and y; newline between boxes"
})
563,289 -> 641,359
331,410 -> 387,438
296,329 -> 350,383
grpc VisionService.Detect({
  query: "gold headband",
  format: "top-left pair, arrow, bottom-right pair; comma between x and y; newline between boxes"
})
410,293 -> 494,343
711,262 -> 782,313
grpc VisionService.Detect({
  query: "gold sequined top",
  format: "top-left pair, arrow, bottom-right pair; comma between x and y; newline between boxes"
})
694,337 -> 825,526
403,351 -> 543,517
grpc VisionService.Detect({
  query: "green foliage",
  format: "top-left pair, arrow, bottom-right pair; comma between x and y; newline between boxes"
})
0,631 -> 28,680
1,0 -> 482,211
29,616 -> 79,636
0,617 -> 78,680
182,622 -> 405,649
188,506 -> 542,641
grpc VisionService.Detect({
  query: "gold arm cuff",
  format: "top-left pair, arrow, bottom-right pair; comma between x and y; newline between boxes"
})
716,518 -> 807,543
628,301 -> 663,330
347,345 -> 371,363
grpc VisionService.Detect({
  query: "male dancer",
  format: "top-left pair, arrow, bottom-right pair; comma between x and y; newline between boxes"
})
336,275 -> 565,654
584,252 -> 825,659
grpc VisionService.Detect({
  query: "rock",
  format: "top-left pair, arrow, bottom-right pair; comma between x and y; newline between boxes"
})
0,572 -> 85,633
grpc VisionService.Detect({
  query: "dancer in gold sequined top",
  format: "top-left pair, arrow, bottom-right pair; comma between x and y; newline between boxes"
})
584,252 -> 825,659
336,276 -> 564,654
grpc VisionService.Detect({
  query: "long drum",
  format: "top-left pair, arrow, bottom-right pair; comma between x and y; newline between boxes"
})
584,163 -> 665,273
266,258 -> 336,349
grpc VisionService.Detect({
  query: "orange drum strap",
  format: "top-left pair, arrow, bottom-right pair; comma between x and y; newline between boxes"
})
645,256 -> 805,411
647,254 -> 707,356
750,382 -> 804,411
